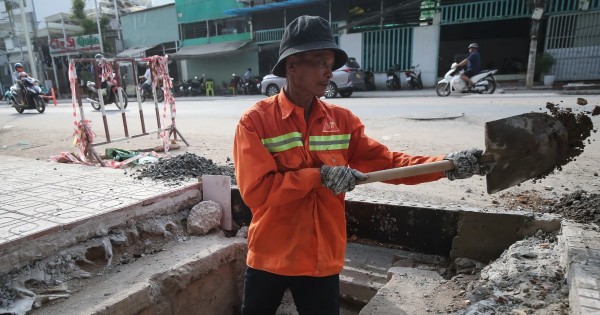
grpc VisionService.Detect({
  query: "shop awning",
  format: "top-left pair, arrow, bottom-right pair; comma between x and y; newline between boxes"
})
169,41 -> 250,59
116,45 -> 156,58
224,0 -> 320,16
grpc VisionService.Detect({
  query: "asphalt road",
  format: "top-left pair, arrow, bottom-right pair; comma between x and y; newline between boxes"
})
1,88 -> 598,209
0,88 -> 595,156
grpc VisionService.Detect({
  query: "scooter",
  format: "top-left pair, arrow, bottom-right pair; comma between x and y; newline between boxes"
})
240,76 -> 262,95
9,77 -> 46,114
436,63 -> 497,96
172,80 -> 189,97
138,76 -> 164,103
404,64 -> 423,89
385,65 -> 401,90
86,74 -> 128,110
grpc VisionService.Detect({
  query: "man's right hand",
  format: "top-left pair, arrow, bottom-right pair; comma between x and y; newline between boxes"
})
320,165 -> 367,195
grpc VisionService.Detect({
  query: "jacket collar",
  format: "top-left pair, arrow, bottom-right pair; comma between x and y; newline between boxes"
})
277,90 -> 326,121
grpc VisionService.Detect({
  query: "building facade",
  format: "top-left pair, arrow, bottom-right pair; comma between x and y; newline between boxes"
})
114,0 -> 600,90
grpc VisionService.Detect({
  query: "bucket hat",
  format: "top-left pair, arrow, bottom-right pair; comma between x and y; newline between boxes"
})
272,15 -> 348,77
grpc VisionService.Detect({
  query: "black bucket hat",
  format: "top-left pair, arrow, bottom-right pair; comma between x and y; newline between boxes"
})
272,15 -> 348,77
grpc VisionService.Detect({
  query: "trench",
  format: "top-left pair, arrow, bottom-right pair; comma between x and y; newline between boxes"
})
8,187 -> 560,315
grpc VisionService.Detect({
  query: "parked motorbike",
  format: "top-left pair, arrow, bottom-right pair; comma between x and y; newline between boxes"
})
9,76 -> 46,114
187,76 -> 203,96
138,76 -> 164,103
240,76 -> 262,95
173,80 -> 189,97
385,65 -> 401,90
404,64 -> 423,89
436,63 -> 497,96
86,74 -> 128,110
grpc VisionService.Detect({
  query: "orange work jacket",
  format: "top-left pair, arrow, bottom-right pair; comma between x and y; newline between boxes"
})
233,91 -> 445,277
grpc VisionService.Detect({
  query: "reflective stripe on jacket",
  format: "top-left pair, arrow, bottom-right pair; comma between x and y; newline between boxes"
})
233,91 -> 445,277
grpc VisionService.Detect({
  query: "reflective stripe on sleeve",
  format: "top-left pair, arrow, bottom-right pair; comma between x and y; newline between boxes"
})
309,134 -> 351,151
261,132 -> 303,153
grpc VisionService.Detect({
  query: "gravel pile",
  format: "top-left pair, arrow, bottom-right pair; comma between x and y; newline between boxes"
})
131,152 -> 236,185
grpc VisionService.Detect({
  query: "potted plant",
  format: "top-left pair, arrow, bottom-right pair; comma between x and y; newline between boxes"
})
536,52 -> 556,86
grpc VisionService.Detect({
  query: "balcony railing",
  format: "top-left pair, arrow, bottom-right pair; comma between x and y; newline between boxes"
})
441,0 -> 600,25
182,32 -> 252,46
255,23 -> 339,44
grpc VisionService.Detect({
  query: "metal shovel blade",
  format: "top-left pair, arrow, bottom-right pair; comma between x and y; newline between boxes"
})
485,112 -> 568,194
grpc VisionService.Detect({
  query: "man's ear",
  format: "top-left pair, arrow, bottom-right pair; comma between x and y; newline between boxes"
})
286,56 -> 299,76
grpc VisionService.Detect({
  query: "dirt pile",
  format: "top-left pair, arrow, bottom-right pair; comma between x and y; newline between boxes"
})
131,152 -> 236,185
547,190 -> 600,226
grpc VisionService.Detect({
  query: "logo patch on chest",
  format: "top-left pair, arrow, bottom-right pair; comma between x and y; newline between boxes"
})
323,114 -> 340,132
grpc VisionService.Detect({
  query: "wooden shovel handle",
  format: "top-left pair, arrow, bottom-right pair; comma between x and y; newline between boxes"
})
358,160 -> 455,185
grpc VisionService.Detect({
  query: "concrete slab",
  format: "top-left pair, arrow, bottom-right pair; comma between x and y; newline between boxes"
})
29,233 -> 247,315
561,221 -> 600,315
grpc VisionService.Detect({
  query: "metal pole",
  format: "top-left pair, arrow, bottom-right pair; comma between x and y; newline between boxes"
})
18,0 -> 38,79
94,0 -> 105,53
46,20 -> 62,98
112,0 -> 121,40
59,13 -> 72,65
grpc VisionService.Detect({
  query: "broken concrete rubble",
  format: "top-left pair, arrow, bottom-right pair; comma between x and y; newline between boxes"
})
187,200 -> 223,235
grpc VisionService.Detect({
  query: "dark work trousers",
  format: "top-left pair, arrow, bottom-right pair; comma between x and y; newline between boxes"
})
241,267 -> 340,315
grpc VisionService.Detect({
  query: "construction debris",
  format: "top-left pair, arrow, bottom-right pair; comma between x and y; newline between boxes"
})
131,152 -> 236,185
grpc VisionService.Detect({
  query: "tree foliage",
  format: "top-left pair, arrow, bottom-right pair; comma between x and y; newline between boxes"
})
72,0 -> 95,35
70,0 -> 113,52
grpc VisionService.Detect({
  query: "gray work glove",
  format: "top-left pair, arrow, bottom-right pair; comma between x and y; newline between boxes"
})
443,148 -> 493,181
320,165 -> 368,195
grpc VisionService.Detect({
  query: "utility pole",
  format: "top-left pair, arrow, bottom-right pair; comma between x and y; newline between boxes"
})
113,0 -> 121,40
94,0 -> 104,53
18,0 -> 38,79
526,0 -> 545,88
46,20 -> 61,98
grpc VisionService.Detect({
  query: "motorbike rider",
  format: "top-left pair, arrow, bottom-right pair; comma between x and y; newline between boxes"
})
91,53 -> 111,98
140,62 -> 152,95
457,43 -> 481,87
12,63 -> 28,102
243,68 -> 252,81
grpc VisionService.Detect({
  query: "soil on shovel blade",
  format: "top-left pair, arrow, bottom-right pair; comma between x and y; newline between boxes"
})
537,101 -> 599,179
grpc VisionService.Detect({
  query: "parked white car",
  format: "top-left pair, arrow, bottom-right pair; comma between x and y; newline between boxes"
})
261,57 -> 366,98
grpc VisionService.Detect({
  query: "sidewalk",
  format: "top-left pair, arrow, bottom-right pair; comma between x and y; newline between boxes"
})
0,155 -> 200,275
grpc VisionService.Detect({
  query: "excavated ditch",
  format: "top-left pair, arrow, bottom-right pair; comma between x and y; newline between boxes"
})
0,189 -> 576,315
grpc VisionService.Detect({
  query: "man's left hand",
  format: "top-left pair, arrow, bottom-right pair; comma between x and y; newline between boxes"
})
443,148 -> 493,180
320,165 -> 368,195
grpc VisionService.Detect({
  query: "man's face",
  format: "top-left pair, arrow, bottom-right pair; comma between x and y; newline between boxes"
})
287,50 -> 335,97
16,66 -> 23,72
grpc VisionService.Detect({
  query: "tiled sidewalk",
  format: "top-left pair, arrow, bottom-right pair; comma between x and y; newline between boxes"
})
0,155 -> 200,273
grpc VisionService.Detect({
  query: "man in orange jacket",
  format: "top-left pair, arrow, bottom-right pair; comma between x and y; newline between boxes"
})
233,15 -> 492,315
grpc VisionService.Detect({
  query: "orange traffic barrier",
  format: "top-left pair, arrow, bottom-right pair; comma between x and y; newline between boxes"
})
42,87 -> 58,106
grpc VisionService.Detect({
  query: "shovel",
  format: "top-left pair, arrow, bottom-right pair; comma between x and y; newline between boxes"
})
358,112 -> 568,194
